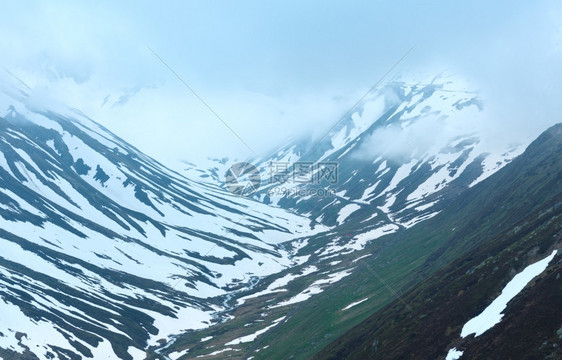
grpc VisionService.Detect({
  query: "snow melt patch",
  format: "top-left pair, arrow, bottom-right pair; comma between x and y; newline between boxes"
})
269,269 -> 354,308
351,224 -> 399,249
169,348 -> 190,360
318,224 -> 398,259
446,347 -> 464,360
225,316 -> 286,345
196,348 -> 240,357
336,203 -> 361,225
469,145 -> 525,187
342,298 -> 369,311
461,249 -> 558,337
352,254 -> 372,263
146,306 -> 213,347
236,266 -> 318,305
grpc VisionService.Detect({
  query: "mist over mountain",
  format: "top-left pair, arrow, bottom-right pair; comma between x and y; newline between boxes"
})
1,2 -> 561,359
0,66 -> 559,359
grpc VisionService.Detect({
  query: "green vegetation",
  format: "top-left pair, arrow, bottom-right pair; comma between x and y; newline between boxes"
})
162,124 -> 562,359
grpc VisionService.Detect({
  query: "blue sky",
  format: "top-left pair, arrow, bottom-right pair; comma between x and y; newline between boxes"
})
1,1 -> 561,162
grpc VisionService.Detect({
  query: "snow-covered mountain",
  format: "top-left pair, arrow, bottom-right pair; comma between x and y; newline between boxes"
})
251,76 -> 523,226
0,71 -> 324,359
312,123 -> 562,360
179,75 -> 524,256
0,70 -> 533,360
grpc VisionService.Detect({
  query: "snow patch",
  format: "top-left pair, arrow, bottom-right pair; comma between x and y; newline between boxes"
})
269,269 -> 354,308
461,249 -> 558,337
342,298 -> 369,311
225,316 -> 286,345
336,203 -> 361,225
446,347 -> 464,360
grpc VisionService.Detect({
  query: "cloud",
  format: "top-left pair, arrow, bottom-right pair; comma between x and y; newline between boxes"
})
357,1 -> 562,162
81,84 -> 360,163
1,1 -> 561,166
435,1 -> 562,144
355,116 -> 446,162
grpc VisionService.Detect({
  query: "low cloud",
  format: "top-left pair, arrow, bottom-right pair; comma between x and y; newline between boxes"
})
354,116 -> 447,162
1,1 -> 561,166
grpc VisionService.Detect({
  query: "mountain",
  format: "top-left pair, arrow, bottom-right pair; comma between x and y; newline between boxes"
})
185,75 -> 523,233
313,123 -> 562,360
158,123 -> 560,360
150,80 -> 550,359
0,71 -> 324,359
0,68 -> 554,360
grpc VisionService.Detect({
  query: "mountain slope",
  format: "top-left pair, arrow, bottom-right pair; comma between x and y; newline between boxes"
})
182,123 -> 561,360
244,75 -> 523,230
0,69 -> 554,360
0,72 -> 323,359
313,123 -> 562,360
152,79 -> 543,360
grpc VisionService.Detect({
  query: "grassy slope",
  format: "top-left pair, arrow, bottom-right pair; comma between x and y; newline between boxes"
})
247,124 -> 562,360
314,194 -> 561,359
157,124 -> 561,360
312,124 -> 562,359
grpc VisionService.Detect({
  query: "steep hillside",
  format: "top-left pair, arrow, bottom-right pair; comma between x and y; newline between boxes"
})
1,68 -> 556,360
152,97 -> 553,360
0,72 -> 323,359
314,124 -> 562,360
234,75 -> 522,229
181,123 -> 560,360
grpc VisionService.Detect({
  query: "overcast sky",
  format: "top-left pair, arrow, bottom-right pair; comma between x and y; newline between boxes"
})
1,1 -> 561,163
